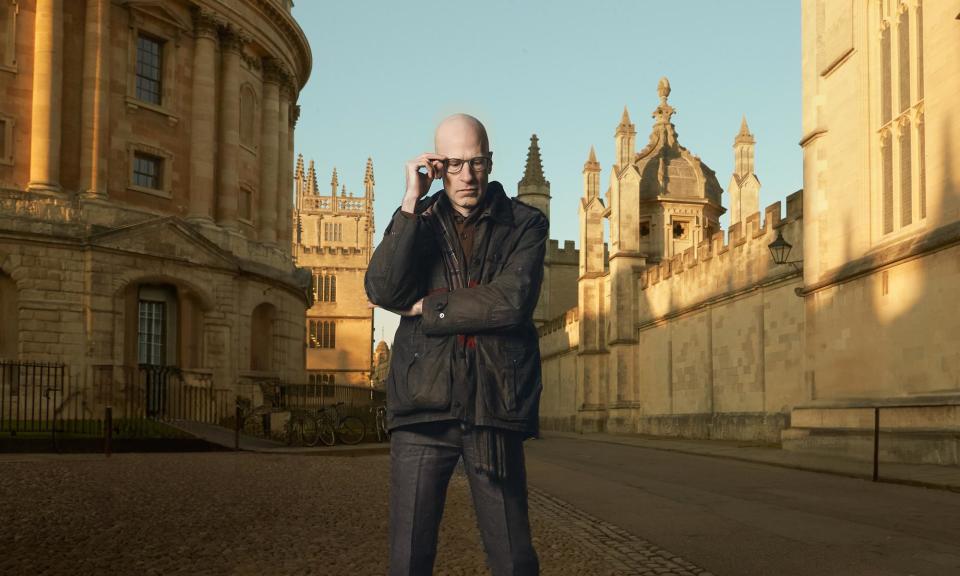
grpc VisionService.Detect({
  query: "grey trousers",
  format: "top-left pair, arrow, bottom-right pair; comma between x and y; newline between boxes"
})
388,420 -> 539,576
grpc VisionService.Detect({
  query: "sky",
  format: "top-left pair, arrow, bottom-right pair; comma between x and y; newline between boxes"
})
291,0 -> 803,346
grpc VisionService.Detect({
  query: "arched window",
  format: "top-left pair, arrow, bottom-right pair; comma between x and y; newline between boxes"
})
239,84 -> 258,150
251,303 -> 276,371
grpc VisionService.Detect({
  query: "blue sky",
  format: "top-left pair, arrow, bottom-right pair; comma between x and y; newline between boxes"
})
291,0 -> 802,345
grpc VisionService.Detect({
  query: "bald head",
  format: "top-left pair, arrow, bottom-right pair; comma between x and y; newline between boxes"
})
434,113 -> 489,155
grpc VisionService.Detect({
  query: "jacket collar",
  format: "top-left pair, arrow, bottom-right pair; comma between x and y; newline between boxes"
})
422,181 -> 513,227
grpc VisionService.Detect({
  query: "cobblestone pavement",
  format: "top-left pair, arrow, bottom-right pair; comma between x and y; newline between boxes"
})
0,453 -> 714,575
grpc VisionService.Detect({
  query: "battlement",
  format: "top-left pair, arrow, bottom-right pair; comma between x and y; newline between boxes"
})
537,306 -> 580,358
546,239 -> 579,265
638,191 -> 803,309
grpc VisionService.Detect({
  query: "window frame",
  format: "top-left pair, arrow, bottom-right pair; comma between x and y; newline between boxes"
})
124,6 -> 186,124
0,1 -> 20,74
127,142 -> 174,198
0,113 -> 14,166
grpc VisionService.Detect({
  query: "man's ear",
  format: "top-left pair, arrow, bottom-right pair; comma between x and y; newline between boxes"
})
488,150 -> 494,174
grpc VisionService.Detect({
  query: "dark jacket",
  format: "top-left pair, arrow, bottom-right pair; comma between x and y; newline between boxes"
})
364,181 -> 548,438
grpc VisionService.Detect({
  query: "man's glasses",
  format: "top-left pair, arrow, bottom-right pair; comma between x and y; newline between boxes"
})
444,156 -> 491,175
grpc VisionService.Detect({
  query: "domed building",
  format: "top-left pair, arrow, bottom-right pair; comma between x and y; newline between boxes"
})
0,1 -> 311,420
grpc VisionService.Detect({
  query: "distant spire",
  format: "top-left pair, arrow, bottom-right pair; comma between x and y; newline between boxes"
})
583,145 -> 601,173
519,134 -> 548,186
735,115 -> 755,144
330,167 -> 338,196
307,160 -> 317,195
364,157 -> 375,201
341,184 -> 347,197
364,157 -> 375,186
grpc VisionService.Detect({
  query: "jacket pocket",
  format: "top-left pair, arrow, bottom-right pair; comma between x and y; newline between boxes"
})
388,328 -> 453,416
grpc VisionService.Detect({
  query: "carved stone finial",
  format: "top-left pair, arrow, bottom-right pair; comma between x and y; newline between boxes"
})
330,167 -> 338,190
658,76 -> 671,103
219,26 -> 244,53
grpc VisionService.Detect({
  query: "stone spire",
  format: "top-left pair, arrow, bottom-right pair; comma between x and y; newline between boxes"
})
516,133 -> 551,224
341,184 -> 347,197
295,154 -> 305,181
615,106 -> 636,169
735,115 -> 755,144
519,134 -> 548,186
364,157 -> 375,200
330,167 -> 338,196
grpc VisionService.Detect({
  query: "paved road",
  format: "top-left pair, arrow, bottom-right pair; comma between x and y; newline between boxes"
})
0,452 -> 710,575
525,434 -> 960,576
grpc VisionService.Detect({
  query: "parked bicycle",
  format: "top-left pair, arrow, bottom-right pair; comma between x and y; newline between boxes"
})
370,403 -> 388,442
292,402 -> 365,447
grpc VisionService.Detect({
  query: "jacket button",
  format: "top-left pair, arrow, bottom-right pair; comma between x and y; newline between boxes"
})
439,312 -> 445,319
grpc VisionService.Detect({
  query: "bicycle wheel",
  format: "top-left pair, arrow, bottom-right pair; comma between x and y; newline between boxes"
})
316,416 -> 336,447
300,415 -> 321,447
337,416 -> 365,445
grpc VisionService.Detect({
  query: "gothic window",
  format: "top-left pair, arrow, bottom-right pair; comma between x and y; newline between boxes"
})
312,273 -> 337,303
135,34 -> 163,105
324,222 -> 343,242
876,0 -> 924,237
308,320 -> 336,349
240,84 -> 258,150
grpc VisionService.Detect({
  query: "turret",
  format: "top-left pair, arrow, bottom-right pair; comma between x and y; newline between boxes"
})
330,167 -> 338,196
517,134 -> 551,225
728,116 -> 761,224
307,160 -> 317,196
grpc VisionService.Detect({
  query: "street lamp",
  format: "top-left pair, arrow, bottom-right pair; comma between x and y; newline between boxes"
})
768,229 -> 802,272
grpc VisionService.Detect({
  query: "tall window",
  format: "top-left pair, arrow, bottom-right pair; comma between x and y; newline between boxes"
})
0,115 -> 12,165
877,0 -> 924,236
133,152 -> 163,190
308,320 -> 336,349
135,34 -> 163,105
312,273 -> 337,303
138,301 -> 165,365
323,222 -> 343,242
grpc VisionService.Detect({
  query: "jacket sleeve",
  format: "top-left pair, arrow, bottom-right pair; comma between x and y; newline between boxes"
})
364,207 -> 426,311
420,212 -> 547,335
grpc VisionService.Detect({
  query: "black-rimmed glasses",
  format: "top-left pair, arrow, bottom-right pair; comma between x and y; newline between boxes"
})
444,156 -> 491,174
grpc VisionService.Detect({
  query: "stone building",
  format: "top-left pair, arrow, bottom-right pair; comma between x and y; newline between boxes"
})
0,1 -> 312,415
536,0 -> 960,465
293,156 -> 376,390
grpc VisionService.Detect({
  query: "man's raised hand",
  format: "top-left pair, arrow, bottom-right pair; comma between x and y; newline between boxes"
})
403,153 -> 446,213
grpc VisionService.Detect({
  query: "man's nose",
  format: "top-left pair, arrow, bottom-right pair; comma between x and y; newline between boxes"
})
459,165 -> 477,183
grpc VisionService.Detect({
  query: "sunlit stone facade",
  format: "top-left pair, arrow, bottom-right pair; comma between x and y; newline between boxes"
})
0,1 -> 312,409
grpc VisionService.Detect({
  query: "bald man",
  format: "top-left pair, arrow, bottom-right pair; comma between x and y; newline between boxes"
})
365,114 -> 547,575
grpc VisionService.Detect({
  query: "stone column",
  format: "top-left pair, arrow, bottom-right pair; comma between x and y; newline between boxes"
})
188,10 -> 219,221
216,27 -> 242,228
79,0 -> 110,198
257,59 -> 280,243
28,0 -> 63,193
275,79 -> 292,250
